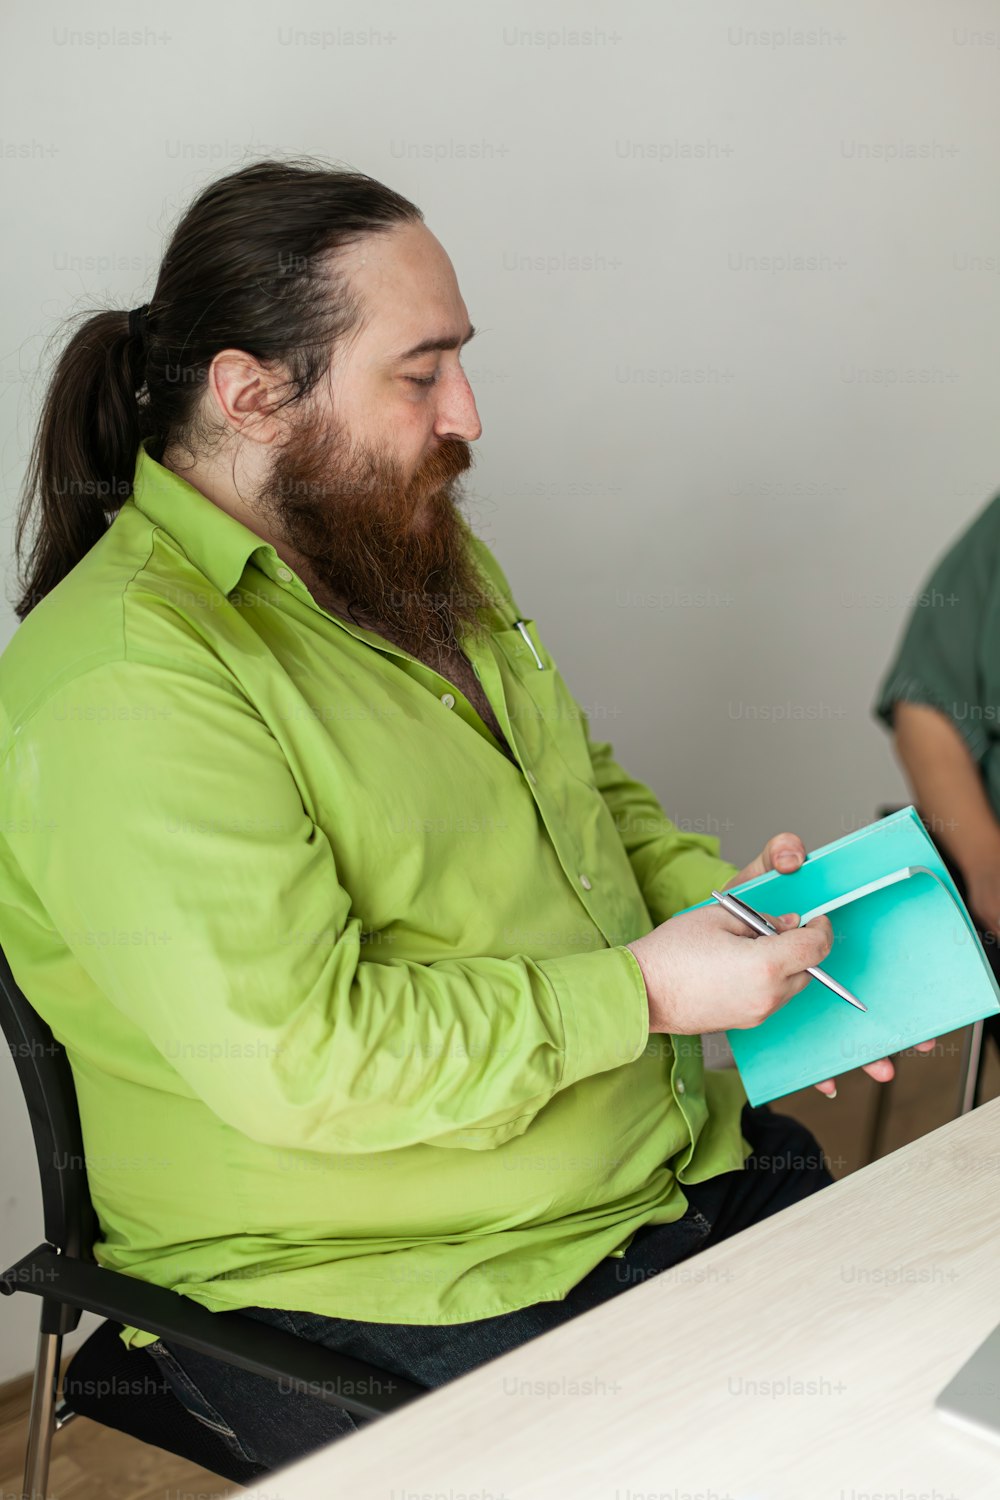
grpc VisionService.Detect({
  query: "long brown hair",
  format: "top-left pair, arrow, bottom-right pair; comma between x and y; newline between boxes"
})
12,156 -> 422,621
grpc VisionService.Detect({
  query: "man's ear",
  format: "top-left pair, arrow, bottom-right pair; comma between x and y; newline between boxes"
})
206,349 -> 289,445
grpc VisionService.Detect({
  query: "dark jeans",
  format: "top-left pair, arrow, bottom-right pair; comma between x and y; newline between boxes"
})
145,1101 -> 833,1476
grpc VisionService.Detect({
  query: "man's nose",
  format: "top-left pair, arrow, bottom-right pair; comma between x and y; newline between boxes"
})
435,370 -> 482,443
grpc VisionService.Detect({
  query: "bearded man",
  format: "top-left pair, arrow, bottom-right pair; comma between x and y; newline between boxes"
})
0,158 -> 907,1479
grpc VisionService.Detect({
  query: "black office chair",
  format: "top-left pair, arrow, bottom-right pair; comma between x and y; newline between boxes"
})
863,805 -> 1000,1162
0,939 -> 426,1497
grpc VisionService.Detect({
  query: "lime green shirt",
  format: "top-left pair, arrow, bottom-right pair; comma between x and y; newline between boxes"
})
0,439 -> 749,1347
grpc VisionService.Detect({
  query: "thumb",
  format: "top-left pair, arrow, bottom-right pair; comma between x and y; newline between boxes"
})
759,911 -> 800,931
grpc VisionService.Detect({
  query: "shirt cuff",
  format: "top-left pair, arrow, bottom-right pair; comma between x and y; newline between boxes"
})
537,944 -> 650,1091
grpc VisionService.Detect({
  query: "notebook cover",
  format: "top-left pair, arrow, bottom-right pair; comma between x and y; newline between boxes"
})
686,808 -> 1000,1105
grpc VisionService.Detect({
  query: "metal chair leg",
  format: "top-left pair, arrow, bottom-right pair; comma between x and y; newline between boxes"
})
21,1326 -> 62,1500
957,1018 -> 986,1117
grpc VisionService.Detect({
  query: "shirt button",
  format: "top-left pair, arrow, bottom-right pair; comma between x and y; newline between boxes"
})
276,567 -> 293,582
676,1079 -> 686,1095
579,874 -> 592,891
441,692 -> 456,709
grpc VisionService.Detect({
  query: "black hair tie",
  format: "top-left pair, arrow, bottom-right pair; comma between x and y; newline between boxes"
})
127,303 -> 150,343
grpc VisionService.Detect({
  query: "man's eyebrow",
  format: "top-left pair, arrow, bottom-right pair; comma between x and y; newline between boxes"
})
395,324 -> 477,361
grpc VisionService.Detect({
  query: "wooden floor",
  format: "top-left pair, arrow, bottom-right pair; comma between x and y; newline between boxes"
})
2,1026 -> 997,1500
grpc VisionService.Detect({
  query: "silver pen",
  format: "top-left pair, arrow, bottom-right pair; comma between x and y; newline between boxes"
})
514,620 -> 545,670
710,888 -> 868,1013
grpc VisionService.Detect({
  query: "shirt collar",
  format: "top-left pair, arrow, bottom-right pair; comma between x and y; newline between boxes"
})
127,438 -> 516,651
129,437 -> 280,597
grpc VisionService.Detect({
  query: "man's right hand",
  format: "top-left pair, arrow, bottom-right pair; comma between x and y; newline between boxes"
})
626,902 -> 834,1035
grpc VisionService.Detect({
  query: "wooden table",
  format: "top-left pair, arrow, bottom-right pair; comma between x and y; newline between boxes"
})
251,1097 -> 1000,1500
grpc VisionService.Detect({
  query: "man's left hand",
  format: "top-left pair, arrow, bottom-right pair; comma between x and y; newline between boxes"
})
723,831 -> 937,1097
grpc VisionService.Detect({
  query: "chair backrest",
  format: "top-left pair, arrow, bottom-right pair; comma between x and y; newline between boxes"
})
0,938 -> 97,1260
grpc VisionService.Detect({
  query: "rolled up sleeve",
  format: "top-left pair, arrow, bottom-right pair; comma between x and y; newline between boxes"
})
874,494 -> 1000,766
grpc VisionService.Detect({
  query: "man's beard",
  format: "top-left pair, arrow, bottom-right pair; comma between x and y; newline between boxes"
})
252,409 -> 495,662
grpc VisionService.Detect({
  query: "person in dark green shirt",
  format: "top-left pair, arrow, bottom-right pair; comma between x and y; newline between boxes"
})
875,491 -> 1000,1077
3,158 -> 916,1476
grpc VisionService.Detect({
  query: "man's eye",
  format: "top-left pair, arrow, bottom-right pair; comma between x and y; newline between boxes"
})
406,374 -> 437,387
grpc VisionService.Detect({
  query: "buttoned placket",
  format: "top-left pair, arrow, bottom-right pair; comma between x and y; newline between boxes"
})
669,1034 -> 706,1136
262,558 -> 614,943
261,557 -> 518,763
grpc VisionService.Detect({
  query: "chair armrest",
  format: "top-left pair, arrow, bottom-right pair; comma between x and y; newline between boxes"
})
1,1243 -> 424,1419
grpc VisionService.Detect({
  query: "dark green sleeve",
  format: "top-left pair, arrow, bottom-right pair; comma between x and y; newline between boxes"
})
873,492 -> 1000,765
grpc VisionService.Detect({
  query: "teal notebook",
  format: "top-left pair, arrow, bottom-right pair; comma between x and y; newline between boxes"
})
683,807 -> 1000,1106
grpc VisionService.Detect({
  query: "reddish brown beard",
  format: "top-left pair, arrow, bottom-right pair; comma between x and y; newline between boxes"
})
254,411 -> 495,662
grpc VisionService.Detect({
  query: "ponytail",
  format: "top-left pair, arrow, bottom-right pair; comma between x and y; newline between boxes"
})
13,308 -> 151,621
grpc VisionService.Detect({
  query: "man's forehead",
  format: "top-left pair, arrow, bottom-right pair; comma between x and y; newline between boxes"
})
339,225 -> 472,362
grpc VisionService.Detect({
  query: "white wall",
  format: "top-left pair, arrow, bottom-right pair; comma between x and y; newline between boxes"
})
3,0 -> 1000,1381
